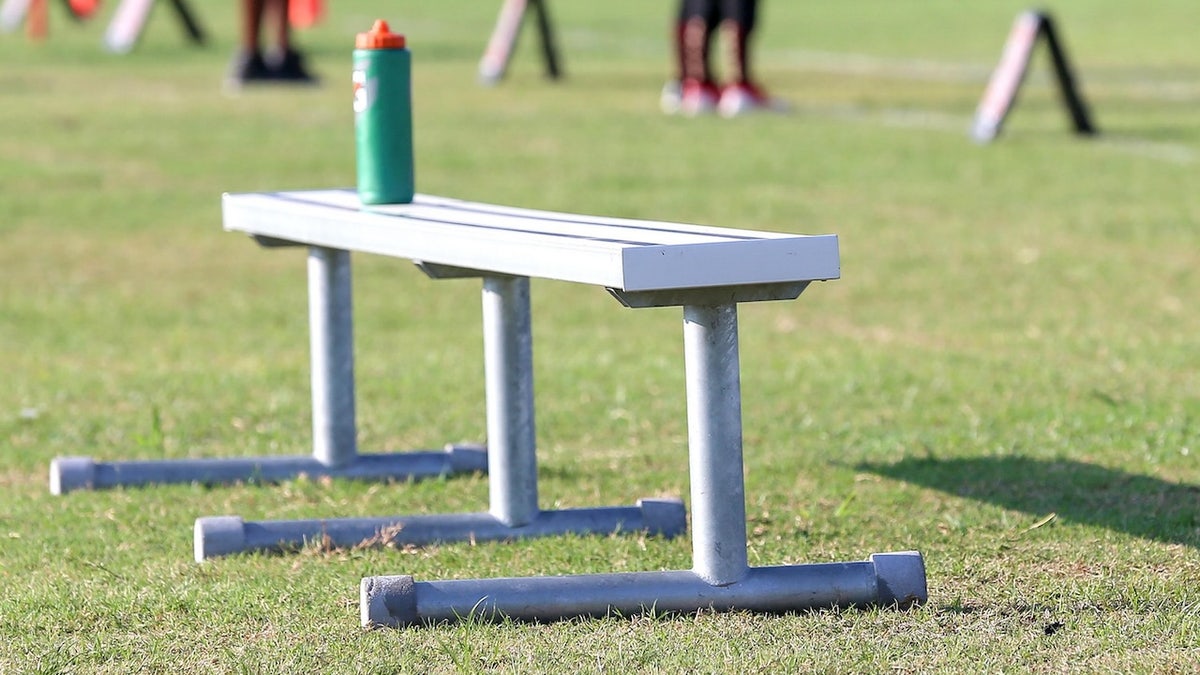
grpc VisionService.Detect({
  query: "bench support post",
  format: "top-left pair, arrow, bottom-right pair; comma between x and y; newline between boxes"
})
683,303 -> 749,585
309,246 -> 358,467
483,275 -> 539,527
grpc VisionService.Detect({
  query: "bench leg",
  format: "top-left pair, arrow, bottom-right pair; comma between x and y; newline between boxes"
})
361,555 -> 924,627
358,301 -> 927,627
682,303 -> 749,585
308,246 -> 358,468
195,499 -> 683,561
51,245 -> 487,496
192,273 -> 687,560
482,275 -> 539,527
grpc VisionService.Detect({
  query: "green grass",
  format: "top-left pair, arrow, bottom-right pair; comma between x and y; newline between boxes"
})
3,0 -> 1199,672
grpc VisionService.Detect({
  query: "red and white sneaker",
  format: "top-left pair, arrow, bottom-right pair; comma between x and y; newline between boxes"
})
678,78 -> 720,116
660,80 -> 683,114
717,81 -> 789,118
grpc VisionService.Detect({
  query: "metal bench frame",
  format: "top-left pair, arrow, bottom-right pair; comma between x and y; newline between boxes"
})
56,188 -> 926,625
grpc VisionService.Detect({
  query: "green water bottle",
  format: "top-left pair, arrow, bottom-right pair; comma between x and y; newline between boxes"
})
353,20 -> 414,205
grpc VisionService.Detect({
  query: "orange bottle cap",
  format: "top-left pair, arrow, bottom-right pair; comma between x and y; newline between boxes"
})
356,20 -> 406,49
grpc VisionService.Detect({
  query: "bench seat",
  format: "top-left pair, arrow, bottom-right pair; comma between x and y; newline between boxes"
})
222,189 -> 840,293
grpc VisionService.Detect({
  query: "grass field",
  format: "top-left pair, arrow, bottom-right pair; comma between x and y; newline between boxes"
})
2,0 -> 1199,672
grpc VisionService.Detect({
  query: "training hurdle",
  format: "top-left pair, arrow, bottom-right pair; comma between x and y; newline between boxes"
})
478,0 -> 562,85
104,0 -> 205,54
210,188 -> 926,624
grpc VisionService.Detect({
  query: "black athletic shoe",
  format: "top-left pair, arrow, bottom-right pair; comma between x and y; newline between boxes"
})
225,49 -> 273,89
269,48 -> 318,84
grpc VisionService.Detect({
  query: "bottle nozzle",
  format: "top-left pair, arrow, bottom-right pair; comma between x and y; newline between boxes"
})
357,19 -> 406,49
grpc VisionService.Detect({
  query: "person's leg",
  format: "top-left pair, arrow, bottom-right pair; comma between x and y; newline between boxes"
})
661,4 -> 688,112
716,0 -> 786,116
679,0 -> 720,83
719,0 -> 757,85
670,1 -> 689,83
267,0 -> 290,52
668,0 -> 720,114
241,0 -> 265,53
227,0 -> 273,86
267,0 -> 317,82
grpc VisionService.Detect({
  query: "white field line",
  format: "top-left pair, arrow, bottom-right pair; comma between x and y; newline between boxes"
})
792,102 -> 1196,165
1095,137 -> 1196,164
776,49 -> 993,83
773,49 -> 1200,102
792,102 -> 971,133
772,50 -> 1198,164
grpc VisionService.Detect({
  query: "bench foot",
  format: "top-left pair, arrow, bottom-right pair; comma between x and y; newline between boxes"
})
360,550 -> 927,628
194,497 -> 686,561
48,444 -> 487,495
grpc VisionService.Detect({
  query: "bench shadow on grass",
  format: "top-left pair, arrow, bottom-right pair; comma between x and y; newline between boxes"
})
858,456 -> 1200,548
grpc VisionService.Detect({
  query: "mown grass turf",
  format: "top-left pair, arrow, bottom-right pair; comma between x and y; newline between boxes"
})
2,1 -> 1198,672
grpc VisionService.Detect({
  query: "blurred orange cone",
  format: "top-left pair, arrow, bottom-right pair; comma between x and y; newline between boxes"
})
27,0 -> 47,39
289,0 -> 323,29
69,0 -> 102,19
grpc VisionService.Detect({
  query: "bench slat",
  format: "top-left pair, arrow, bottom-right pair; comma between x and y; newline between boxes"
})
304,190 -> 799,243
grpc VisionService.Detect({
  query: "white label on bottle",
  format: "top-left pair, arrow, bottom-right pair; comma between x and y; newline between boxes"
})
352,69 -> 375,113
